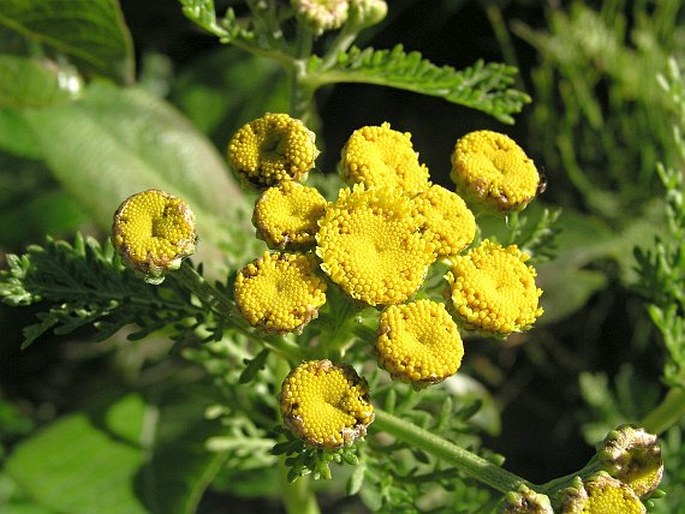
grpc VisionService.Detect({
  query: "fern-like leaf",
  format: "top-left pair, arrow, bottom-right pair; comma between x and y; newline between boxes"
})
307,45 -> 531,124
0,234 -> 203,349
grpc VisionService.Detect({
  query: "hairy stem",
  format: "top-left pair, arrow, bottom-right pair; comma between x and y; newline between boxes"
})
372,409 -> 531,494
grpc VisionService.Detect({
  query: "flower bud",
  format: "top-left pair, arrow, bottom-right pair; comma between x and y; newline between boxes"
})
291,0 -> 349,35
500,484 -> 553,514
559,472 -> 645,514
450,130 -> 542,213
111,189 -> 197,284
597,424 -> 664,497
227,113 -> 319,189
280,359 -> 375,449
348,0 -> 387,29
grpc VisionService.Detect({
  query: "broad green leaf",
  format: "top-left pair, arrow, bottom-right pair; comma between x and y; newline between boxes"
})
5,388 -> 231,514
5,395 -> 148,514
0,110 -> 40,157
0,0 -> 135,84
0,55 -> 78,109
20,81 -> 244,267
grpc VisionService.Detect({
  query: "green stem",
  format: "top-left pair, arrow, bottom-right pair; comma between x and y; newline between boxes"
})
273,358 -> 321,514
172,261 -> 303,363
372,409 -> 531,494
280,466 -> 321,514
641,386 -> 685,435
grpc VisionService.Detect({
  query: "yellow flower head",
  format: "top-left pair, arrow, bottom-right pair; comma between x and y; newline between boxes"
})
280,359 -> 375,449
412,184 -> 477,258
501,484 -> 554,514
316,185 -> 435,307
227,113 -> 319,189
111,189 -> 197,285
252,181 -> 328,250
376,300 -> 464,386
234,251 -> 327,334
560,473 -> 645,514
597,425 -> 663,498
292,0 -> 350,34
450,130 -> 541,212
339,122 -> 430,194
445,240 -> 543,335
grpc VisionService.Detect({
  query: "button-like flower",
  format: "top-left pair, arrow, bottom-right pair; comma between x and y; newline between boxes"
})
412,184 -> 477,258
376,300 -> 464,386
111,189 -> 197,285
252,181 -> 328,250
348,0 -> 388,29
234,251 -> 327,333
291,0 -> 350,34
445,240 -> 543,335
227,113 -> 319,189
280,359 -> 375,449
559,473 -> 646,514
500,484 -> 554,514
597,425 -> 663,498
339,122 -> 430,194
316,185 -> 435,307
450,130 -> 542,212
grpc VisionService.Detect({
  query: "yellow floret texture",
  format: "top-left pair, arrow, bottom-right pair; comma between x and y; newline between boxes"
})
111,189 -> 196,278
412,184 -> 476,258
234,251 -> 327,333
227,113 -> 319,188
252,181 -> 328,249
316,185 -> 435,307
450,130 -> 540,212
445,240 -> 543,335
579,473 -> 645,514
340,122 -> 430,194
376,300 -> 464,385
280,359 -> 375,449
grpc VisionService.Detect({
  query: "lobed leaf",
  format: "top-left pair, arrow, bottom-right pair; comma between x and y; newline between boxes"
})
306,45 -> 531,124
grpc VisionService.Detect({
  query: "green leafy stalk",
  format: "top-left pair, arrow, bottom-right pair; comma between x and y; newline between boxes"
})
372,409 -> 530,494
305,45 -> 531,124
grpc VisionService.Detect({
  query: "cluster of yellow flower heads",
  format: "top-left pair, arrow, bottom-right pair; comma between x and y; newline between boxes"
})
227,113 -> 545,448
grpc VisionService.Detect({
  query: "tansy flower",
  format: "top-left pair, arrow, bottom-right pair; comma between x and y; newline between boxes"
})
234,251 -> 327,333
348,0 -> 387,28
559,473 -> 646,514
412,184 -> 477,258
227,113 -> 319,189
450,130 -> 542,212
376,300 -> 464,386
501,484 -> 554,514
445,240 -> 543,335
316,185 -> 435,307
291,0 -> 350,34
339,123 -> 430,194
252,181 -> 328,250
111,189 -> 197,285
280,359 -> 375,449
597,425 -> 663,498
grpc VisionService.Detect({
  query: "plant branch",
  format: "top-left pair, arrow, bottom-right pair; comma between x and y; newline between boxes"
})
372,409 -> 531,494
